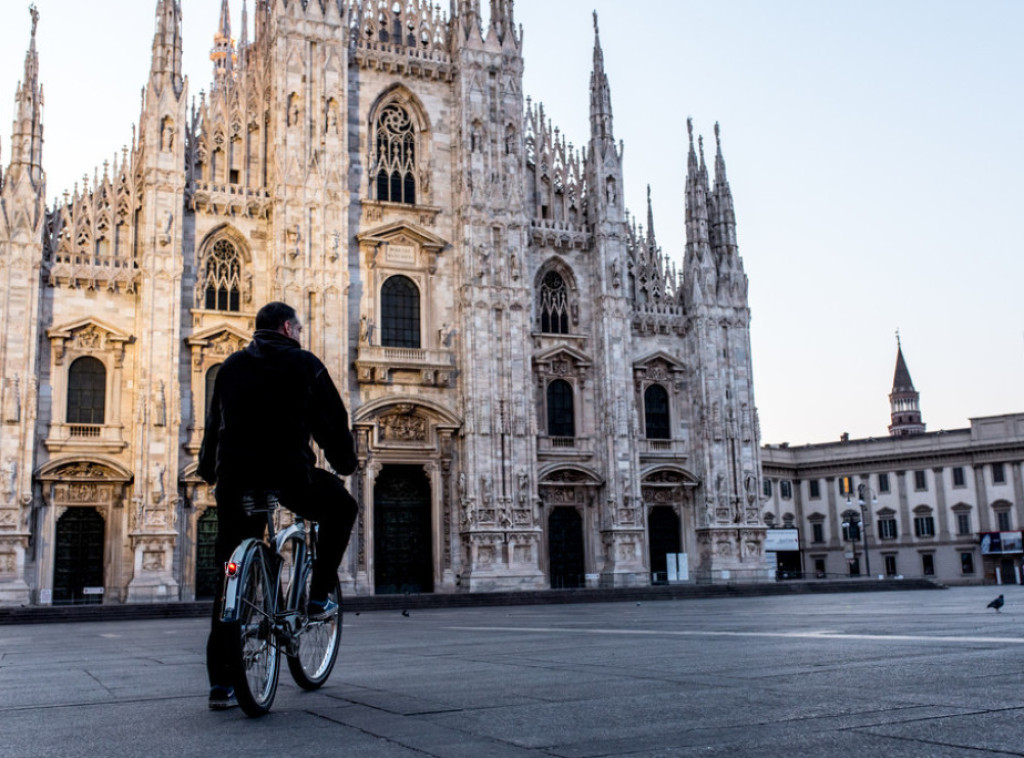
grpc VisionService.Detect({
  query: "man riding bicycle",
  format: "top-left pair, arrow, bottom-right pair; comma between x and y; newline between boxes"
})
199,301 -> 358,710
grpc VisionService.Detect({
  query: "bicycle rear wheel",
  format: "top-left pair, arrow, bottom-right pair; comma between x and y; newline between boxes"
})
287,577 -> 341,690
228,544 -> 280,716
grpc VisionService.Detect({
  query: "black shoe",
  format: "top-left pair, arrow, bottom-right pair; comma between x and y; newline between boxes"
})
307,597 -> 339,621
208,685 -> 238,710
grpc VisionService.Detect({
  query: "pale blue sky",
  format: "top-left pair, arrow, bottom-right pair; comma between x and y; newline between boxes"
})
2,1 -> 1022,445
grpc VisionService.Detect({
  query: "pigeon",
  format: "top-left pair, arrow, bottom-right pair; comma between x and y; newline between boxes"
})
401,609 -> 410,617
987,594 -> 1004,613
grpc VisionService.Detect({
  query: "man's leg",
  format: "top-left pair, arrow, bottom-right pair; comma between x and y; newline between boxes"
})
206,492 -> 263,688
284,468 -> 358,602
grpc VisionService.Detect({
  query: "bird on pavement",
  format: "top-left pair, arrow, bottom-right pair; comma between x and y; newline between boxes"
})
987,594 -> 1004,613
401,609 -> 410,617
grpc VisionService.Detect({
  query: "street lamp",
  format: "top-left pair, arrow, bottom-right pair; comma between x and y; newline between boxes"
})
850,483 -> 878,578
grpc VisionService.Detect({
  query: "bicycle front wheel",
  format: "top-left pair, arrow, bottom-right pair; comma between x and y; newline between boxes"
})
288,577 -> 342,690
228,544 -> 280,716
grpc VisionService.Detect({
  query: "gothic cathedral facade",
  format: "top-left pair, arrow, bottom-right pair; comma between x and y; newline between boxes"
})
0,0 -> 765,605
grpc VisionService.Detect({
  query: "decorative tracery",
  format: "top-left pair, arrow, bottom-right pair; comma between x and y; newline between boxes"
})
539,271 -> 570,334
200,239 -> 241,312
373,103 -> 417,204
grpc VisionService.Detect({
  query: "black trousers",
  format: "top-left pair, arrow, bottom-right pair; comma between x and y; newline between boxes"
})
206,468 -> 358,688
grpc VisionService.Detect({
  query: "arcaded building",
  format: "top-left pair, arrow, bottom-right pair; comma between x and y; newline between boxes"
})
0,1 -> 766,605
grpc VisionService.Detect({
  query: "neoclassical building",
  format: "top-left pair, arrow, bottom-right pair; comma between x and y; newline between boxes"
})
0,0 -> 766,605
761,343 -> 1024,586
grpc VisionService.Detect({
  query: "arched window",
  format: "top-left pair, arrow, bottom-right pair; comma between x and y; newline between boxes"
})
644,385 -> 670,439
546,379 -> 574,438
204,364 -> 221,425
540,271 -> 570,334
202,239 -> 242,312
374,103 -> 416,204
381,275 -> 421,348
67,357 -> 106,425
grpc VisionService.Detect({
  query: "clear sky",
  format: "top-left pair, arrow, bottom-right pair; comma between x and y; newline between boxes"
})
2,1 -> 1022,446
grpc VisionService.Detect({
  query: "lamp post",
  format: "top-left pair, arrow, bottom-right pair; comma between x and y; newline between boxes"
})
851,483 -> 877,578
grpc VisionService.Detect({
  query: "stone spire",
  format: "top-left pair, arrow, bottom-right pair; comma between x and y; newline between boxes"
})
451,0 -> 483,44
646,184 -> 657,251
712,122 -> 737,258
150,0 -> 184,98
589,12 -> 614,147
211,0 -> 234,83
6,5 -> 45,190
889,334 -> 925,437
488,0 -> 519,48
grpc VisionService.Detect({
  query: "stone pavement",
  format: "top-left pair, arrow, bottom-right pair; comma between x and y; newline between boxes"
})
1,585 -> 1023,757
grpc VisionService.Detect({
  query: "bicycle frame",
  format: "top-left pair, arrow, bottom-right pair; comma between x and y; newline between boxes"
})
220,504 -> 313,633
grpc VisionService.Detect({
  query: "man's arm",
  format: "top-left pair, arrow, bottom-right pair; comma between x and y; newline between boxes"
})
198,378 -> 221,484
310,366 -> 358,476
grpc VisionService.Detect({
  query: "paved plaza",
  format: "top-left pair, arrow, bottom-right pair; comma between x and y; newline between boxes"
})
1,586 -> 1023,757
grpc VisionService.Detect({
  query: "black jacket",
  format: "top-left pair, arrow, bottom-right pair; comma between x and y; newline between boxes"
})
198,330 -> 357,489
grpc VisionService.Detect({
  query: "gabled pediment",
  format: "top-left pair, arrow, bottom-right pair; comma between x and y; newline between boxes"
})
356,220 -> 447,253
46,316 -> 132,344
633,350 -> 686,373
185,323 -> 251,348
533,345 -> 592,369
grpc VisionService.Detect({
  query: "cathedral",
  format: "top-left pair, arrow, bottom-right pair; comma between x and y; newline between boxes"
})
0,0 -> 765,605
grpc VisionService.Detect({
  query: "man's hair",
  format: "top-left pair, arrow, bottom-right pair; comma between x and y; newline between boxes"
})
255,301 -> 297,331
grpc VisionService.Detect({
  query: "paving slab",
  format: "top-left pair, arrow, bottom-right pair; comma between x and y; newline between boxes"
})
2,586 -> 1023,757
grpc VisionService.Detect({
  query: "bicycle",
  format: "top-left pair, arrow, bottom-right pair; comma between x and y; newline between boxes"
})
219,490 -> 342,716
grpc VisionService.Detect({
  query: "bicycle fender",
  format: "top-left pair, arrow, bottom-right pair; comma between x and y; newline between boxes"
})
220,538 -> 261,624
275,522 -> 305,555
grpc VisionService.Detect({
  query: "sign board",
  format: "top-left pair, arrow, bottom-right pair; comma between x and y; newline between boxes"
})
981,531 -> 1024,555
39,588 -> 52,605
665,553 -> 689,582
764,529 -> 800,552
386,244 -> 416,266
82,586 -> 105,595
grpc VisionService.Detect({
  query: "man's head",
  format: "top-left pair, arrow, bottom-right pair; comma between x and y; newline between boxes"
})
255,301 -> 302,341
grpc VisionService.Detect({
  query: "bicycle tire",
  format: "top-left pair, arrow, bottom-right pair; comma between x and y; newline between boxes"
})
287,577 -> 342,690
228,543 -> 280,716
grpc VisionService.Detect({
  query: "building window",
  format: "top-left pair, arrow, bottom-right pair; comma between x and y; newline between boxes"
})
952,466 -> 966,487
373,103 -> 417,204
808,479 -> 820,499
997,510 -> 1012,532
782,513 -> 795,528
204,364 -> 221,424
838,476 -> 854,497
914,513 -> 935,538
780,480 -> 793,500
992,463 -> 1006,484
960,552 -> 975,575
539,271 -> 570,334
841,511 -> 861,542
878,517 -> 898,540
921,553 -> 935,576
643,385 -> 670,440
878,473 -> 890,493
202,239 -> 242,312
955,511 -> 972,536
67,356 -> 106,424
546,379 -> 574,438
763,479 -> 772,498
380,275 -> 421,348
764,512 -> 775,528
811,522 -> 824,543
884,555 -> 897,577
914,470 -> 927,491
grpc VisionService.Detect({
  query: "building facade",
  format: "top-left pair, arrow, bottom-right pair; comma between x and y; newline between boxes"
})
0,1 -> 767,606
762,344 -> 1024,586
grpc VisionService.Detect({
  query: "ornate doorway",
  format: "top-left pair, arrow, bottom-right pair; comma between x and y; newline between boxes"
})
374,465 -> 433,594
195,507 -> 220,599
53,507 -> 105,605
648,506 -> 681,581
548,506 -> 584,589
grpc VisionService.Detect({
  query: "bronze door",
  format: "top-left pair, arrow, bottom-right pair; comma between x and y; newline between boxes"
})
374,465 -> 433,594
548,506 -> 584,589
648,506 -> 681,582
53,507 -> 105,605
195,507 -> 220,599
